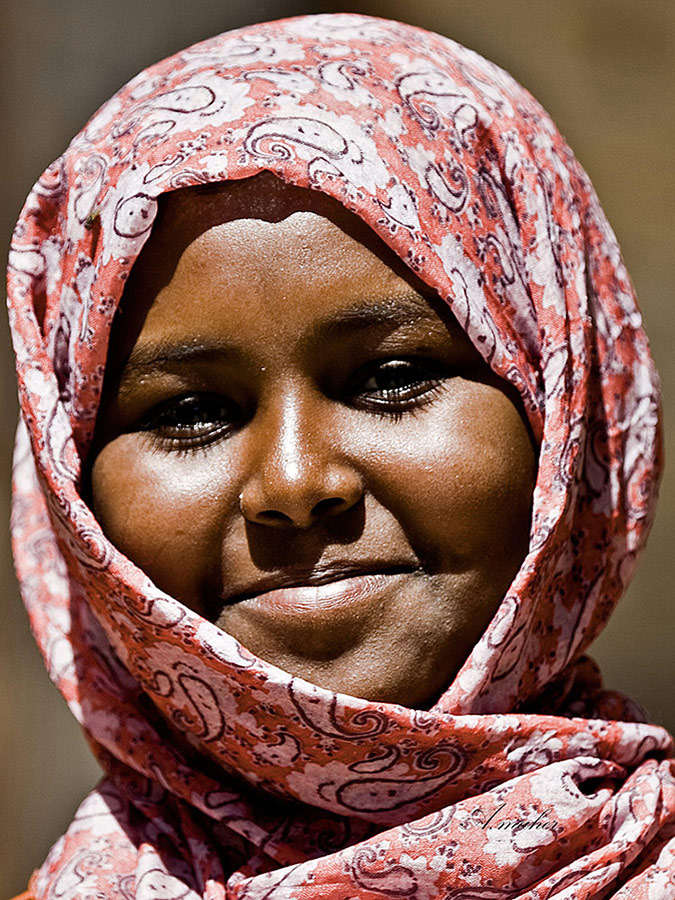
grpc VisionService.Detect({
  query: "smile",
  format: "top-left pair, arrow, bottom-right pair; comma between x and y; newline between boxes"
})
222,564 -> 419,617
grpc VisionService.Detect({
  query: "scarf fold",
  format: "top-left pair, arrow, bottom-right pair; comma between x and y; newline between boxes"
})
8,14 -> 674,899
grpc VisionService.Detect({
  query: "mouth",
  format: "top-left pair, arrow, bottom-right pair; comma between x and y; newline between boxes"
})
220,563 -> 420,613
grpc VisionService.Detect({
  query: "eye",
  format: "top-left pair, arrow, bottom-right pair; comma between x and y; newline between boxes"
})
139,393 -> 240,447
350,358 -> 445,414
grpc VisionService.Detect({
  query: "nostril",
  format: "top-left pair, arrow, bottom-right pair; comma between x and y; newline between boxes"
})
257,509 -> 294,526
312,497 -> 347,518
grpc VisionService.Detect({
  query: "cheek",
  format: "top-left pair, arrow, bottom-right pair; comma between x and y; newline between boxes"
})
361,382 -> 537,574
89,437 -> 234,610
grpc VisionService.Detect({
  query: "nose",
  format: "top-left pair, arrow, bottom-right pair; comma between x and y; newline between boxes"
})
238,394 -> 363,528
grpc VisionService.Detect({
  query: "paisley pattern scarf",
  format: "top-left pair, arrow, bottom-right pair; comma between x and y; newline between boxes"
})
8,14 -> 675,899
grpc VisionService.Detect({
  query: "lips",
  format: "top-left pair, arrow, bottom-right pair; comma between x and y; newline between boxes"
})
220,563 -> 419,615
222,562 -> 417,601
248,572 -> 403,614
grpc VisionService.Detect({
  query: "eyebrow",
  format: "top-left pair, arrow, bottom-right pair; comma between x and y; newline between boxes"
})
119,341 -> 242,383
117,291 -> 454,382
308,292 -> 452,343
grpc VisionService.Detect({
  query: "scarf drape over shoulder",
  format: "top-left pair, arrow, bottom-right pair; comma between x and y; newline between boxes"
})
7,14 -> 675,899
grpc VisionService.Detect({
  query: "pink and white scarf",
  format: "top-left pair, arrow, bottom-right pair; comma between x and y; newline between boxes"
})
8,14 -> 675,899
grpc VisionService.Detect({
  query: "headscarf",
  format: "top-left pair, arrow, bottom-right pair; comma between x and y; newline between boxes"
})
7,14 -> 675,899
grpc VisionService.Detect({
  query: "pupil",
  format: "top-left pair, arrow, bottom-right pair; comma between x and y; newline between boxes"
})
377,362 -> 414,391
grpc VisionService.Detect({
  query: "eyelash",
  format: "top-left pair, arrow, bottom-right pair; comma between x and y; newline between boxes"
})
139,394 -> 239,453
138,358 -> 448,452
349,358 -> 445,419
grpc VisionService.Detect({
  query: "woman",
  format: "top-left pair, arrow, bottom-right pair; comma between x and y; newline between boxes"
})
7,13 -> 674,898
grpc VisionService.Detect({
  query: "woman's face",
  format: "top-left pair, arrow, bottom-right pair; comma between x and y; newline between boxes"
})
90,174 -> 537,708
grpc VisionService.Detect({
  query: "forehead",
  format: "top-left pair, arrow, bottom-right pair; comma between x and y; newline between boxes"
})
113,173 -> 463,354
134,172 -> 420,290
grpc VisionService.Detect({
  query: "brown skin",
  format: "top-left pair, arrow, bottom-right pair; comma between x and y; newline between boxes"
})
90,174 -> 537,708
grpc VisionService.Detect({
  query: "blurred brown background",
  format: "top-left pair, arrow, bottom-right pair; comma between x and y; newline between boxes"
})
1,0 -> 673,893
